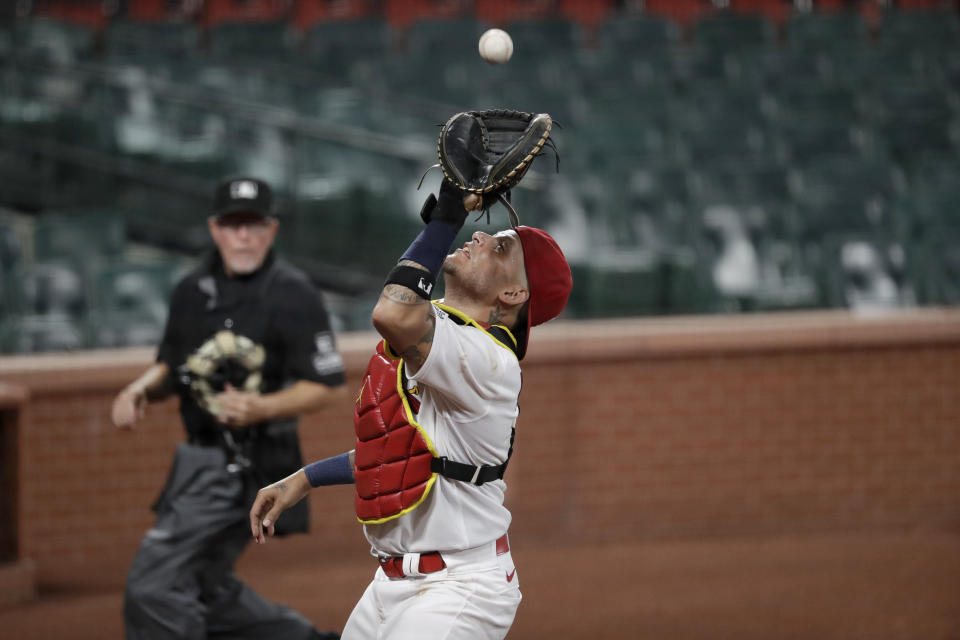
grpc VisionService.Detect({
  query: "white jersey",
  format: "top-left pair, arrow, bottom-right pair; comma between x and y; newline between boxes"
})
362,305 -> 521,556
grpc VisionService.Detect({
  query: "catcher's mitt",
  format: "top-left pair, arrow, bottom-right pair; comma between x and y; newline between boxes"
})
182,329 -> 265,419
434,109 -> 557,228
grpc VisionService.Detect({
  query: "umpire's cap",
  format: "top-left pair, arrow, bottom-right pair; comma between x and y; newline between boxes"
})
514,226 -> 572,360
213,176 -> 274,218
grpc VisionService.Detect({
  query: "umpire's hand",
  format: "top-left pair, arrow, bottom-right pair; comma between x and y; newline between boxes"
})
215,384 -> 266,428
250,469 -> 311,544
111,387 -> 146,429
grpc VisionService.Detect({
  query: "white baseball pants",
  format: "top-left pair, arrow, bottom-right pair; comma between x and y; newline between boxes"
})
341,541 -> 522,640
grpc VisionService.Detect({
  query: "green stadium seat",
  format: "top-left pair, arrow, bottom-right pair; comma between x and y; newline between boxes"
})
816,233 -> 916,311
594,13 -> 681,55
692,12 -> 776,52
0,222 -> 21,275
768,80 -> 864,124
672,48 -> 745,85
753,49 -> 836,88
10,17 -> 96,64
33,212 -> 126,263
302,18 -> 394,61
572,253 -> 665,318
88,260 -> 179,348
1,313 -> 88,353
878,9 -> 960,52
11,261 -> 88,319
403,17 -> 489,58
784,11 -> 869,53
503,16 -> 584,53
790,156 -> 904,240
660,249 -> 719,315
103,19 -> 201,58
774,116 -> 871,164
900,163 -> 960,237
0,25 -> 12,59
910,229 -> 960,306
868,82 -> 956,161
207,20 -> 298,59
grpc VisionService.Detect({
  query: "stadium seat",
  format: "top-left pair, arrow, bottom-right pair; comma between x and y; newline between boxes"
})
877,8 -> 960,52
0,24 -> 11,59
898,160 -> 960,238
89,260 -> 179,348
816,233 -> 917,311
661,249 -> 720,314
911,229 -> 960,306
683,81 -> 774,124
1,313 -> 88,353
784,10 -> 869,53
9,16 -> 96,64
33,212 -> 126,264
868,81 -> 956,161
774,116 -> 872,164
771,77 -> 864,120
594,13 -> 681,55
503,16 -> 585,53
853,45 -> 942,86
645,0 -> 711,29
0,221 -> 22,275
790,156 -> 904,239
753,48 -> 836,88
11,261 -> 88,319
103,19 -> 201,58
692,12 -> 777,52
403,16 -> 489,57
208,20 -> 298,59
572,253 -> 665,318
302,17 -> 395,60
672,47 -> 746,85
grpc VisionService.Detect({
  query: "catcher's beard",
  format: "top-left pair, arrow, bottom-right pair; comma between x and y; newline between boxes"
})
442,259 -> 488,305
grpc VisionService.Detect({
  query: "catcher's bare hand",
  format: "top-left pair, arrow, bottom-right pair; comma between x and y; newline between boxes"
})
112,387 -> 146,429
463,193 -> 483,211
250,469 -> 311,544
216,384 -> 265,428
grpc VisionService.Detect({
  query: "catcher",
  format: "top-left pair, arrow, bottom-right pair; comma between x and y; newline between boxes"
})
249,110 -> 572,639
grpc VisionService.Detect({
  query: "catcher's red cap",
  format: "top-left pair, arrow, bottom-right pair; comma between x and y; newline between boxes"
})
514,226 -> 572,360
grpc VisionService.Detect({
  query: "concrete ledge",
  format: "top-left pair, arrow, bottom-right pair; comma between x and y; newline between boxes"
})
3,307 -> 960,391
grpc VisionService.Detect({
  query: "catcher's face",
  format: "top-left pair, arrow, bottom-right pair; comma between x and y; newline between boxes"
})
208,213 -> 278,276
445,230 -> 529,308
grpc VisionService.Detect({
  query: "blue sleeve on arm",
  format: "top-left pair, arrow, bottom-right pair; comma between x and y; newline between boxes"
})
303,452 -> 354,487
400,221 -> 460,277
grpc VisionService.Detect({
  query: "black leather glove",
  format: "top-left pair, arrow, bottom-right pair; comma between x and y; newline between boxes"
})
420,179 -> 469,228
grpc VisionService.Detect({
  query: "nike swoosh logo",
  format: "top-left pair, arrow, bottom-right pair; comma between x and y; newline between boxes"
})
506,569 -> 516,582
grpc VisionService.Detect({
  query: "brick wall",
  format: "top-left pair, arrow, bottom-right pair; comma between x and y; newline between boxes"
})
1,309 -> 959,589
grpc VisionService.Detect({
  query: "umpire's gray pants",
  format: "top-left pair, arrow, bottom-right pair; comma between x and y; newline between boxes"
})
124,443 -> 316,640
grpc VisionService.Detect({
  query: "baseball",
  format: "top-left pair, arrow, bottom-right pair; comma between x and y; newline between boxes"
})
479,28 -> 513,64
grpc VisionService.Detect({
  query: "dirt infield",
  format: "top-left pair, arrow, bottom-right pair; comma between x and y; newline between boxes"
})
2,530 -> 959,639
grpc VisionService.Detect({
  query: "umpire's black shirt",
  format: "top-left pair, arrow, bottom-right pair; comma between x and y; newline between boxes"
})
157,249 -> 346,446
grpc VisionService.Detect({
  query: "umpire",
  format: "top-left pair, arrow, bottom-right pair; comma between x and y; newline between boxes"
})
111,176 -> 347,639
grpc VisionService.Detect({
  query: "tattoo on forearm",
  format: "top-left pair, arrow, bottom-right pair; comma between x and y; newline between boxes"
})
276,482 -> 287,492
381,284 -> 428,306
488,304 -> 506,325
399,311 -> 436,368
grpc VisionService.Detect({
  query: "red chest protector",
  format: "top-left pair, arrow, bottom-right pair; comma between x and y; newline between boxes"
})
353,304 -> 520,525
353,340 -> 437,524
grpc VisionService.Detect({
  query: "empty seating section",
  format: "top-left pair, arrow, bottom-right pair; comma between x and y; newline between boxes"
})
0,1 -> 958,351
